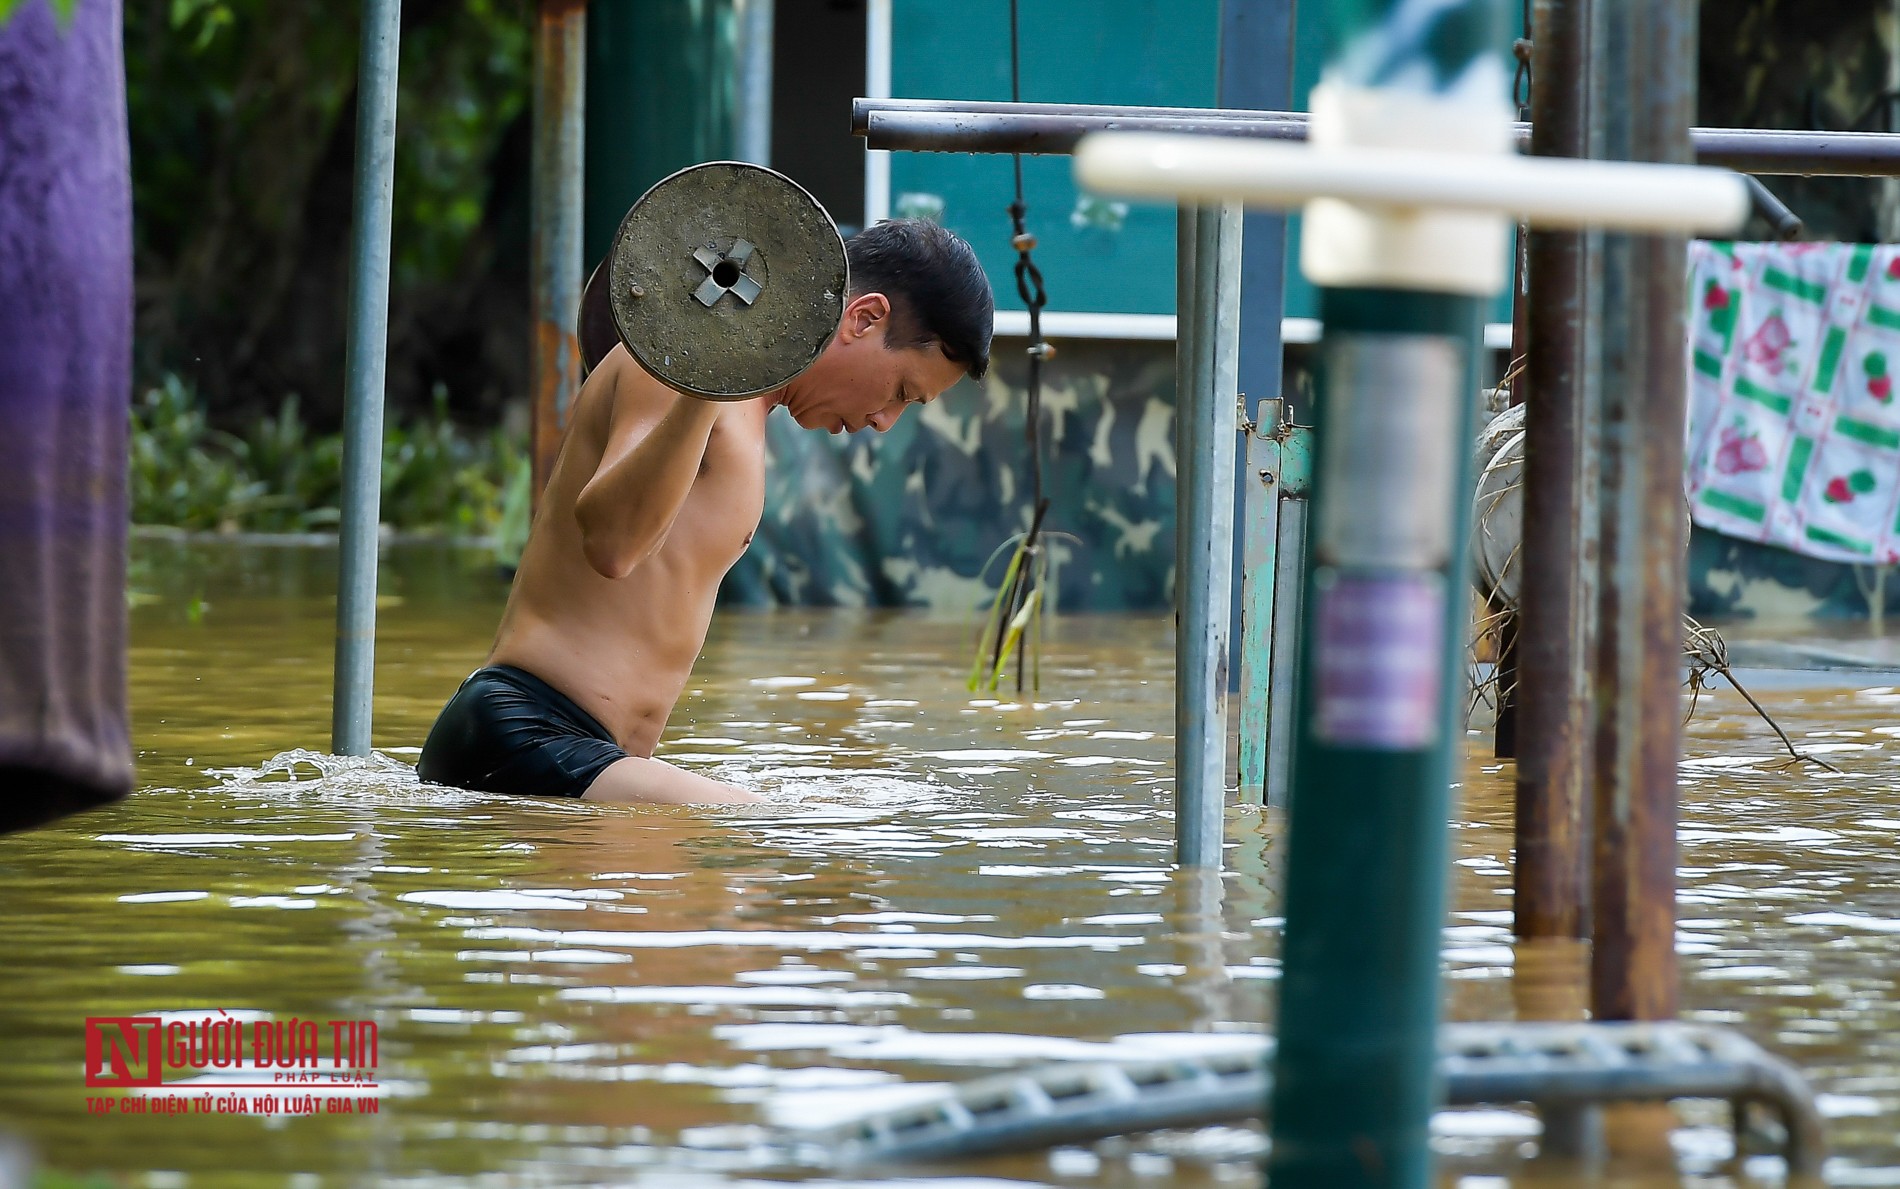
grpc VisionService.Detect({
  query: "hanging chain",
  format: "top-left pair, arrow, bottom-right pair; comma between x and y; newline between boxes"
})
1008,0 -> 1051,511
1512,0 -> 1533,120
966,0 -> 1056,694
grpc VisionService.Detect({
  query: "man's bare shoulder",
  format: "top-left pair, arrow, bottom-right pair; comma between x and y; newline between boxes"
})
588,343 -> 768,440
583,344 -> 677,428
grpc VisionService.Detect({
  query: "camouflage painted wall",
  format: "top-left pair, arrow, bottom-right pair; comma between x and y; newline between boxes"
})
1687,0 -> 1900,616
1689,525 -> 1900,621
721,339 -> 1182,611
1700,0 -> 1895,242
727,0 -> 1900,613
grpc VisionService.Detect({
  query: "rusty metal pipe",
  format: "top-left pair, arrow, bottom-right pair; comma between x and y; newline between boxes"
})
851,96 -> 1281,133
858,103 -> 1900,177
530,0 -> 587,502
1588,0 -> 1689,1025
1514,0 -> 1595,943
863,110 -> 1307,155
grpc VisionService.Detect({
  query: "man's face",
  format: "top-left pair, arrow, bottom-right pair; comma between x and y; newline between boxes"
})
777,293 -> 971,435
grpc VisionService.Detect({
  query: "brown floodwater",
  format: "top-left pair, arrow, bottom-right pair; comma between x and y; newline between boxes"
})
1,537 -> 1897,1187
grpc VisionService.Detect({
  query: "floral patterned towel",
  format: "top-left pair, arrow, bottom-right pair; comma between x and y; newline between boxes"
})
1688,240 -> 1900,565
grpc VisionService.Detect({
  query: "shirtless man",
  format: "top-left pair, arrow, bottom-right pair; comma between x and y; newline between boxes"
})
417,219 -> 994,804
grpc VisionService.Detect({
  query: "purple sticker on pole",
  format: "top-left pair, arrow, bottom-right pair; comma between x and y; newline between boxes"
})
1312,571 -> 1447,750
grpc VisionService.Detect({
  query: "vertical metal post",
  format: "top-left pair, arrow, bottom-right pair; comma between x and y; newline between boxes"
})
1220,0 -> 1298,699
1265,477 -> 1307,807
331,0 -> 405,757
1513,13 -> 1605,1156
1267,1 -> 1508,1184
1240,411 -> 1312,806
530,0 -> 588,502
735,0 -> 775,166
1217,0 -> 1296,423
1238,414 -> 1284,800
862,0 -> 893,225
1493,224 -> 1530,762
1514,0 -> 1595,942
1175,203 -> 1243,867
1588,0 -> 1692,1024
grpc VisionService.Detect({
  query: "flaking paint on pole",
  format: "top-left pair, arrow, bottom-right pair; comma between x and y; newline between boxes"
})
332,0 -> 405,757
530,0 -> 587,503
1514,0 -> 1595,943
1589,0 -> 1692,1026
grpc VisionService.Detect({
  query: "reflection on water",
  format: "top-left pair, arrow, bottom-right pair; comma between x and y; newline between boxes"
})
0,538 -> 1896,1186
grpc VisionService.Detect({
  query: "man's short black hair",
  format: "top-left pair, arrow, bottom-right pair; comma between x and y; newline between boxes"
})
846,219 -> 994,381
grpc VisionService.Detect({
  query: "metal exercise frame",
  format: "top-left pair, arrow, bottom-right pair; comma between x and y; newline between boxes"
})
855,102 -> 1298,867
796,1021 -> 1825,1176
853,97 -> 1900,175
853,94 -> 1900,872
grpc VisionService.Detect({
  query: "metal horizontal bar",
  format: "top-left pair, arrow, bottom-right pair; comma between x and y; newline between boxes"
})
856,100 -> 1900,177
851,95 -> 1279,133
792,1022 -> 1823,1174
864,109 -> 1306,155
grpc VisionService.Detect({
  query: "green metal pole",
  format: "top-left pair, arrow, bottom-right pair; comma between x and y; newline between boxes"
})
1266,2 -> 1508,1186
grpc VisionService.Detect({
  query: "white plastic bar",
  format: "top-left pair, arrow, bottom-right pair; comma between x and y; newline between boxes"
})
1075,133 -> 1752,235
989,311 -> 1514,346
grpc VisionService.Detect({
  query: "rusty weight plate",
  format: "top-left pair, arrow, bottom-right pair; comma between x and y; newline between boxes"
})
607,162 -> 849,401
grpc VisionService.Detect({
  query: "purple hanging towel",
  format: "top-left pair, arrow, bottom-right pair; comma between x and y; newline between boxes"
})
0,0 -> 134,832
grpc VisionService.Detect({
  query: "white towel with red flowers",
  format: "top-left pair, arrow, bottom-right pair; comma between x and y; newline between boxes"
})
1688,240 -> 1900,564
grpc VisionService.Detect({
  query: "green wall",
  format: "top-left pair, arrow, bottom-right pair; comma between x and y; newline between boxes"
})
889,0 -> 1220,317
581,0 -> 1518,320
584,0 -> 740,264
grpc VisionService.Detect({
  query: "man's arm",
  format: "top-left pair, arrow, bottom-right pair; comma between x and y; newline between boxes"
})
573,349 -> 723,579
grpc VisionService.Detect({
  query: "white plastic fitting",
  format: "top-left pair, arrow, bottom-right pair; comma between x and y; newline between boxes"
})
1074,84 -> 1753,297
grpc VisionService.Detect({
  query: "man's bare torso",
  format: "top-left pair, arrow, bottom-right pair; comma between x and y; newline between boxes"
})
488,345 -> 765,756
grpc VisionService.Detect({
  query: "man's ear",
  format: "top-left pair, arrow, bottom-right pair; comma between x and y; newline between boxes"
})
838,292 -> 891,342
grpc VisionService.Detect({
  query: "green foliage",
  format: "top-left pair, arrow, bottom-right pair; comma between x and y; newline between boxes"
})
124,0 -> 532,289
968,531 -> 1049,694
122,0 -> 534,412
28,1171 -> 123,1189
168,0 -> 233,51
130,374 -> 523,536
1,0 -> 79,27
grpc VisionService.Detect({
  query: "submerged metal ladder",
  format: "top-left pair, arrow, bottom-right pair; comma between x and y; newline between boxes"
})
792,1022 -> 1824,1175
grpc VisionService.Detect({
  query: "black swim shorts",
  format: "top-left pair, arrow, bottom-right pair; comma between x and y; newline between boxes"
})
417,665 -> 627,798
